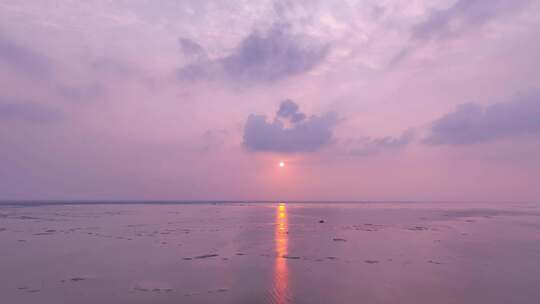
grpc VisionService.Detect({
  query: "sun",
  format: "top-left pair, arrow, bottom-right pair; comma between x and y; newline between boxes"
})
279,161 -> 285,168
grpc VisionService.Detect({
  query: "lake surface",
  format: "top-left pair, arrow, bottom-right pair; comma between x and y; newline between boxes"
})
1,202 -> 540,303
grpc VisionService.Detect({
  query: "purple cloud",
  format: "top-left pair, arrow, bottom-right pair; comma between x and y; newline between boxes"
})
0,34 -> 51,76
57,83 -> 104,102
276,99 -> 306,123
178,37 -> 206,60
412,0 -> 532,41
347,130 -> 416,156
177,23 -> 330,83
391,0 -> 533,65
243,100 -> 339,153
0,99 -> 63,124
424,92 -> 540,145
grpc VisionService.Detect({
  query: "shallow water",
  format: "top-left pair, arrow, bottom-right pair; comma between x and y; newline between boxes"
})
1,202 -> 540,303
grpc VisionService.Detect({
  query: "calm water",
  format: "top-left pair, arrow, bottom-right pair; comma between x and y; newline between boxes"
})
1,202 -> 540,303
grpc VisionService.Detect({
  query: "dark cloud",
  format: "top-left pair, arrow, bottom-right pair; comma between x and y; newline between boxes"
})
276,99 -> 306,123
177,23 -> 330,83
176,60 -> 217,82
220,24 -> 329,82
178,37 -> 206,59
0,35 -> 51,76
276,99 -> 299,117
243,100 -> 339,153
0,99 -> 63,124
347,129 -> 415,156
423,92 -> 540,145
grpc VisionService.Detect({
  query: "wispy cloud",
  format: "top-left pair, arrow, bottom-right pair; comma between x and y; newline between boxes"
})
346,129 -> 416,156
412,0 -> 531,42
391,0 -> 534,65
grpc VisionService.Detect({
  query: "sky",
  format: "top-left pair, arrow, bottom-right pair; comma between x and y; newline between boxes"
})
1,0 -> 540,202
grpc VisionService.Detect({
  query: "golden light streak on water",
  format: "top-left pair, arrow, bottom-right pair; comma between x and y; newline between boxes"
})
272,202 -> 290,303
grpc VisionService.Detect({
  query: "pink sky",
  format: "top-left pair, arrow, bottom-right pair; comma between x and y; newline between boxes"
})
1,0 -> 539,201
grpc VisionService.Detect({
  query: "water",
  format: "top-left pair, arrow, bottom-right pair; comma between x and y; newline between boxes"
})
1,201 -> 539,303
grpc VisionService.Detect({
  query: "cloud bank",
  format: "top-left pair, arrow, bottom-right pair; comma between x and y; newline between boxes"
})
424,92 -> 540,145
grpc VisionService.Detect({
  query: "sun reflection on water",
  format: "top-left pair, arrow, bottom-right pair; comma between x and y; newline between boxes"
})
273,202 -> 289,303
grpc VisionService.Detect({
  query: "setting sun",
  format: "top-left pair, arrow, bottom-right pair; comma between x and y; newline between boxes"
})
279,161 -> 285,168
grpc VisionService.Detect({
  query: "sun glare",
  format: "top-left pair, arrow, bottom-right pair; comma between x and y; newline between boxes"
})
279,161 -> 285,168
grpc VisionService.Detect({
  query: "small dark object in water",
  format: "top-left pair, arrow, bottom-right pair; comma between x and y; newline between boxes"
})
194,254 -> 219,259
71,277 -> 87,282
281,255 -> 301,259
407,226 -> 428,231
365,260 -> 379,264
326,256 -> 337,260
208,288 -> 228,293
319,220 -> 325,223
333,238 -> 347,242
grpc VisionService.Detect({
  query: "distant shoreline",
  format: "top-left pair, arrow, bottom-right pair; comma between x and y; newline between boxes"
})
0,200 -> 529,206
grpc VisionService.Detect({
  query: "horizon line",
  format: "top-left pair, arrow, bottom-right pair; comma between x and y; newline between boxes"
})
0,199 -> 536,206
